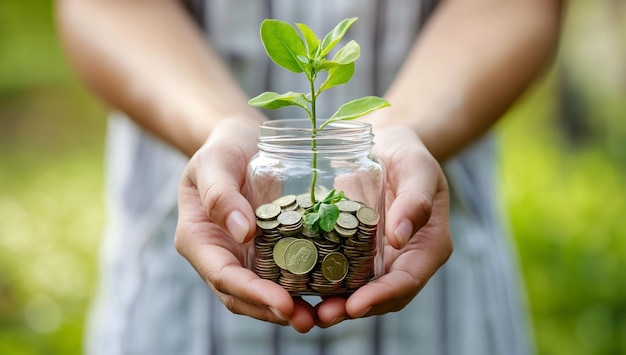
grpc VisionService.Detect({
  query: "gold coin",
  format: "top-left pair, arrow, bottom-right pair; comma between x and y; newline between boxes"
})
356,206 -> 379,226
284,239 -> 318,275
321,252 -> 349,282
272,237 -> 297,269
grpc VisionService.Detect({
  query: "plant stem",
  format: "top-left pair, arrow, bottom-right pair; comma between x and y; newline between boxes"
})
309,75 -> 318,205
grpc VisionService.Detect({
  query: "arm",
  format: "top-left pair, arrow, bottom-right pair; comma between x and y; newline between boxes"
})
56,0 -> 264,157
317,0 -> 564,325
55,0 -> 308,330
370,0 -> 564,162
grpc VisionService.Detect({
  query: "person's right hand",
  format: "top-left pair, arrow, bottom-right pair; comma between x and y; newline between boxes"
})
315,124 -> 453,327
174,119 -> 317,333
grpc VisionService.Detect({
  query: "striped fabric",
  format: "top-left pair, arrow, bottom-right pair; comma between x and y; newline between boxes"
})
85,1 -> 534,355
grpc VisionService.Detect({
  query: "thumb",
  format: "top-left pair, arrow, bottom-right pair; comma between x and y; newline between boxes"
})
186,128 -> 258,243
384,149 -> 441,249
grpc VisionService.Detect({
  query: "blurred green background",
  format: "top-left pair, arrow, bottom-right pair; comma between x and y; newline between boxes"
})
0,1 -> 624,354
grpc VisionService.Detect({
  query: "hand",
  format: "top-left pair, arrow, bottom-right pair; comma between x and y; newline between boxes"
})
174,119 -> 317,333
315,125 -> 453,327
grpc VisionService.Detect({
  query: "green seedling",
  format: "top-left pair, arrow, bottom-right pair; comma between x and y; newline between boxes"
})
249,17 -> 389,232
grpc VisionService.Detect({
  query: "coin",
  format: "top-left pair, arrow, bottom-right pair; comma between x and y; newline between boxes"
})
272,194 -> 297,208
283,239 -> 318,275
256,219 -> 280,230
277,210 -> 302,226
336,212 -> 359,230
278,269 -> 310,293
323,230 -> 342,243
255,203 -> 281,220
334,225 -> 357,238
321,252 -> 349,282
356,206 -> 379,226
254,191 -> 381,295
272,237 -> 297,269
336,200 -> 361,213
296,193 -> 314,209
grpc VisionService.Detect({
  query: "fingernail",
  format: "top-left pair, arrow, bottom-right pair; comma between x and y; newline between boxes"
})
226,210 -> 250,243
328,316 -> 345,327
269,307 -> 288,322
354,306 -> 371,319
394,219 -> 413,248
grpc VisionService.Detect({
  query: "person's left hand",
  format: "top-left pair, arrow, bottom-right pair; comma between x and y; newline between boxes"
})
175,119 -> 317,333
314,124 -> 453,327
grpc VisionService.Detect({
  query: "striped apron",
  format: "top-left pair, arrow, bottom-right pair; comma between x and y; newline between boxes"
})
85,1 -> 534,354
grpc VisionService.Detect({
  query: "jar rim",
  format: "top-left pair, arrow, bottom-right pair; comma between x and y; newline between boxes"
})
259,118 -> 370,132
257,119 -> 374,154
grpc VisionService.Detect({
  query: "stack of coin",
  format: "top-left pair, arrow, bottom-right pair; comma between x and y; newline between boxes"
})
253,193 -> 381,295
277,210 -> 303,236
295,193 -> 314,210
254,203 -> 282,281
278,238 -> 317,293
279,269 -> 309,293
310,252 -> 349,293
309,237 -> 343,293
273,194 -> 299,212
343,206 -> 379,289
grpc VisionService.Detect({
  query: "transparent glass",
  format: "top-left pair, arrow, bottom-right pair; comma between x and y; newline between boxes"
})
246,119 -> 385,296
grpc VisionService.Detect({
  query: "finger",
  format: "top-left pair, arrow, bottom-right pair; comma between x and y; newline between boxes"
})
344,265 -> 420,318
315,296 -> 348,328
176,185 -> 316,328
215,276 -> 315,332
291,298 -> 317,333
217,292 -> 291,326
345,236 -> 451,318
376,135 -> 446,249
177,225 -> 296,320
188,122 -> 259,243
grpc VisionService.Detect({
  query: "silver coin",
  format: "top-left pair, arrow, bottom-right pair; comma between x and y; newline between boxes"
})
277,210 -> 303,226
296,193 -> 315,209
336,212 -> 359,230
336,200 -> 361,213
255,203 -> 281,220
272,194 -> 297,208
256,219 -> 280,230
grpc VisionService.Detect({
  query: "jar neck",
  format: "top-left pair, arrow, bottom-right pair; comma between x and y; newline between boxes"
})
257,119 -> 374,155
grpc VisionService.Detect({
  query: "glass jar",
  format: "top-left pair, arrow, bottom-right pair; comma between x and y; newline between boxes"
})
246,119 -> 385,296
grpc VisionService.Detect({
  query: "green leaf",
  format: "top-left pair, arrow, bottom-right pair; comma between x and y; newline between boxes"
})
296,23 -> 320,56
314,41 -> 359,71
318,203 -> 340,232
315,59 -> 342,71
319,62 -> 354,92
321,188 -> 337,203
260,19 -> 308,73
330,190 -> 346,203
248,91 -> 308,110
320,17 -> 358,57
304,212 -> 320,226
323,96 -> 391,128
332,40 -> 360,64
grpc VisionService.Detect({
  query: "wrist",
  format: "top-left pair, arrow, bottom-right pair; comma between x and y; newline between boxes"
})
177,102 -> 265,157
